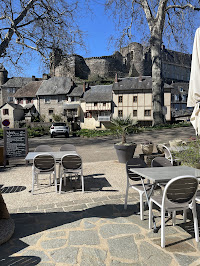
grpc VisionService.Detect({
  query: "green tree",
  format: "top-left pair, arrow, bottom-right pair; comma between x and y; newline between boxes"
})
105,0 -> 200,125
111,116 -> 137,144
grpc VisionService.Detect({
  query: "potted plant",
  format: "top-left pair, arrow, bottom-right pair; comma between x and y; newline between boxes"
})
111,116 -> 137,163
141,141 -> 154,155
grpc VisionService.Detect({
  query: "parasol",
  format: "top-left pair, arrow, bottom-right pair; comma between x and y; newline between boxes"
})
187,27 -> 200,135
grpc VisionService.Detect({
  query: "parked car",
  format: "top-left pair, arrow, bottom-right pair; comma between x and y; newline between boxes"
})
50,122 -> 69,138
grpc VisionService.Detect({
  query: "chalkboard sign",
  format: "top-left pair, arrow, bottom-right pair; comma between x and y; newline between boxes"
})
3,128 -> 28,163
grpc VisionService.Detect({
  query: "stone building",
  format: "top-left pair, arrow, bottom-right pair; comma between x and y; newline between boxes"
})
50,42 -> 191,84
36,76 -> 84,123
0,76 -> 32,106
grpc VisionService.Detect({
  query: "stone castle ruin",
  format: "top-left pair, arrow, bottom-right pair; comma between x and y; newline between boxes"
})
50,42 -> 191,83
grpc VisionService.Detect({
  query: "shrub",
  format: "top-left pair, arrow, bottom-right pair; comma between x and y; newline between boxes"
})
172,137 -> 200,168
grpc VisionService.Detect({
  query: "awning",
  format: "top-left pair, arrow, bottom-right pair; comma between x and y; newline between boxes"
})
63,104 -> 80,110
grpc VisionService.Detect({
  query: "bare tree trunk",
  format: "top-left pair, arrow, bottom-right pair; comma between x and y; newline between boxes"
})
151,30 -> 165,126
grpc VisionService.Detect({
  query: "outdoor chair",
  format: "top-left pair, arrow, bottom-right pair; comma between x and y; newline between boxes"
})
60,144 -> 76,151
32,154 -> 57,195
195,190 -> 200,202
149,175 -> 199,248
124,157 -> 151,220
59,154 -> 84,194
34,145 -> 53,152
151,157 -> 174,167
161,145 -> 173,165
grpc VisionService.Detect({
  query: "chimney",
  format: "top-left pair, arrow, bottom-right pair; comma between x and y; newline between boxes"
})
115,73 -> 118,83
139,75 -> 142,82
43,73 -> 48,80
83,82 -> 86,93
32,75 -> 35,81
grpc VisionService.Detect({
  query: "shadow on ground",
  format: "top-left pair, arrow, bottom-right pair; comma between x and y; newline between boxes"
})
0,203 -> 200,263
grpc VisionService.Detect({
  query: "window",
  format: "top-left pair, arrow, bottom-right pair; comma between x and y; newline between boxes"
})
118,96 -> 123,103
144,110 -> 151,116
94,102 -> 97,106
7,97 -> 13,102
57,95 -> 63,103
118,110 -> 123,117
27,98 -> 32,103
85,112 -> 92,118
44,96 -> 50,103
49,109 -> 54,115
133,110 -> 137,117
3,109 -> 9,115
103,102 -> 106,106
133,96 -> 137,103
49,119 -> 52,122
71,97 -> 74,102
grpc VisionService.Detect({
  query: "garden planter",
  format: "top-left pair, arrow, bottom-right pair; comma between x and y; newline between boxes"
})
114,143 -> 137,163
141,143 -> 154,155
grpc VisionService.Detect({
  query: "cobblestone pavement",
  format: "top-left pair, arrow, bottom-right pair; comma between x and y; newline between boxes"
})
1,193 -> 200,265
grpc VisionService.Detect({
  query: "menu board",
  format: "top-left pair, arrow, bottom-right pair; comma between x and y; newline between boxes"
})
4,128 -> 28,160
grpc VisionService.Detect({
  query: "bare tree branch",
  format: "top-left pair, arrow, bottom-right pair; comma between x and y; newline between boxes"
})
166,3 -> 200,11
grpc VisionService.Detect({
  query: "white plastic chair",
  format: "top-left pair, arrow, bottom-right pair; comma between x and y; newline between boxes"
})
195,190 -> 200,202
149,175 -> 199,248
59,154 -> 84,194
60,144 -> 76,151
124,158 -> 151,220
162,145 -> 173,165
32,154 -> 57,195
34,145 -> 53,152
151,157 -> 173,168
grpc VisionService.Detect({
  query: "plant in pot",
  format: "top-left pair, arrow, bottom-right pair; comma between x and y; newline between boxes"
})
141,140 -> 154,155
111,116 -> 137,163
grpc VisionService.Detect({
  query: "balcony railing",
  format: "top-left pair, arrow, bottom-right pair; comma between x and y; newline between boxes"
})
98,115 -> 111,122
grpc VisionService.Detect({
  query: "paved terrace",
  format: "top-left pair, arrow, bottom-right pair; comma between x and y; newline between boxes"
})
1,126 -> 200,265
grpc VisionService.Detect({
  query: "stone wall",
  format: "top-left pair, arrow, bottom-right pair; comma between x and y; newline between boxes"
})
50,42 -> 191,83
85,53 -> 125,79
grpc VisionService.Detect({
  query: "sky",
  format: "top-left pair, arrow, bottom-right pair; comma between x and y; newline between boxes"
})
6,1 -> 117,78
3,1 -> 199,78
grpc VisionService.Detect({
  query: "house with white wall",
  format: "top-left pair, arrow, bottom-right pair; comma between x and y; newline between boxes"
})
112,76 -> 172,125
0,102 -> 24,128
81,84 -> 113,129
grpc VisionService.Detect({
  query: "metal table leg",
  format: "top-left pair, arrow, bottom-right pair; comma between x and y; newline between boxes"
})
141,178 -> 158,233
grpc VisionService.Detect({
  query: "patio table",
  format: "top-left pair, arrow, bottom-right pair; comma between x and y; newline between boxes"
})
25,151 -> 77,162
130,166 -> 200,232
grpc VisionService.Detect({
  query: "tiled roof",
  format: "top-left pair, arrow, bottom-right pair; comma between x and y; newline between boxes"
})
113,76 -> 173,91
2,77 -> 32,87
6,103 -> 23,109
68,85 -> 83,97
171,82 -> 189,94
36,77 -> 73,96
84,85 -> 112,103
14,81 -> 43,98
